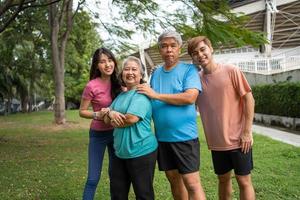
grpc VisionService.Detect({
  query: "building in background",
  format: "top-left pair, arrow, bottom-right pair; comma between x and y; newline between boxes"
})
133,0 -> 300,84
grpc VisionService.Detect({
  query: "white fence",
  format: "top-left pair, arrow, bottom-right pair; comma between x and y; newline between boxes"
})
231,55 -> 300,74
222,46 -> 300,75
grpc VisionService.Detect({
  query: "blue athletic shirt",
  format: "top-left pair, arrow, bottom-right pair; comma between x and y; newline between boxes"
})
110,90 -> 158,159
150,62 -> 202,142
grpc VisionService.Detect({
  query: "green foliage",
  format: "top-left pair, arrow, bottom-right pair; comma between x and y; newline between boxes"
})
0,111 -> 300,199
0,6 -> 54,112
172,0 -> 267,48
1,0 -> 270,113
252,82 -> 300,118
79,0 -> 268,58
0,7 -> 101,108
65,11 -> 102,105
0,28 -> 15,100
92,0 -> 162,55
112,0 -> 159,32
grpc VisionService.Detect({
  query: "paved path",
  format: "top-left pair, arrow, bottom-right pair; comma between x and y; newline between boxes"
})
252,124 -> 300,147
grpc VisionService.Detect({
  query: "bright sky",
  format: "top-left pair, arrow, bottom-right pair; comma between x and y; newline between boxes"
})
75,0 -> 184,50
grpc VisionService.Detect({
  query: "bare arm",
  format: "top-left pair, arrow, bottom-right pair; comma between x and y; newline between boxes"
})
240,92 -> 255,153
137,84 -> 199,105
79,98 -> 109,120
111,113 -> 140,128
104,110 -> 139,128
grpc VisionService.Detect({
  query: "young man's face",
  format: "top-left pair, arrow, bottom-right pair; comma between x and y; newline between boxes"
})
191,41 -> 213,68
159,37 -> 180,67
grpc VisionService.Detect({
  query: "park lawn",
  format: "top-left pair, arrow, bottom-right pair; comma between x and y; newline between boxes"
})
0,110 -> 299,200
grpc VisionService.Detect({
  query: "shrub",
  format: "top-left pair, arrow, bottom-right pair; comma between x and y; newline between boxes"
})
252,82 -> 300,118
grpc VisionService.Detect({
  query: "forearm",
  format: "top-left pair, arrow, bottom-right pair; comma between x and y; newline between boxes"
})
154,93 -> 196,105
110,113 -> 139,128
137,84 -> 199,105
79,98 -> 108,120
243,92 -> 255,134
122,114 -> 139,126
79,109 -> 93,119
80,109 -> 109,121
116,120 -> 136,128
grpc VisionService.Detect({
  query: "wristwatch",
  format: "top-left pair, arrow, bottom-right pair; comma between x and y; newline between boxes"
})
93,112 -> 97,120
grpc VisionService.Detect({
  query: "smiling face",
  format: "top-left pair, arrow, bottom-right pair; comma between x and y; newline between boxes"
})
191,40 -> 214,68
97,53 -> 115,78
159,37 -> 180,68
122,60 -> 142,89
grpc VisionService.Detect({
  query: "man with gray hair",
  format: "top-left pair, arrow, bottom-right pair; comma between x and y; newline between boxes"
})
137,30 -> 206,200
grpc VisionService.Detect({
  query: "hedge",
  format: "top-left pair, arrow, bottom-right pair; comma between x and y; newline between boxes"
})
252,82 -> 300,118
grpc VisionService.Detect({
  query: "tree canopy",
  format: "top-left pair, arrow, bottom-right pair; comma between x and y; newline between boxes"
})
0,0 -> 267,121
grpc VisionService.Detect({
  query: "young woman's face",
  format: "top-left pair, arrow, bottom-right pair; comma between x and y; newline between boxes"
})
98,53 -> 115,77
122,60 -> 142,88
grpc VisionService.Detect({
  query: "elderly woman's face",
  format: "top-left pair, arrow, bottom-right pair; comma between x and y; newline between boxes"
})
122,60 -> 142,88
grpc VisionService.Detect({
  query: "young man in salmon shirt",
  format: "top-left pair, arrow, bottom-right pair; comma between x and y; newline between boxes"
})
188,36 -> 255,200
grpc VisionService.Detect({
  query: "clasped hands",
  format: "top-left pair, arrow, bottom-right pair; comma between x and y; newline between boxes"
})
101,108 -> 126,127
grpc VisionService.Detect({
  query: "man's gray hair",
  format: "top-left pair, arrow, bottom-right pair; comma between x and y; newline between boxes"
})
121,56 -> 145,77
158,29 -> 183,47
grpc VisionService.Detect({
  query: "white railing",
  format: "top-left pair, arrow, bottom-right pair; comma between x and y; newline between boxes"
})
222,46 -> 300,75
273,46 -> 300,58
231,55 -> 300,74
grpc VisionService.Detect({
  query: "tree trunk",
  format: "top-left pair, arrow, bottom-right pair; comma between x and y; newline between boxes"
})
28,94 -> 33,112
20,92 -> 29,113
48,0 -> 73,124
6,97 -> 11,114
49,2 -> 65,124
52,45 -> 66,123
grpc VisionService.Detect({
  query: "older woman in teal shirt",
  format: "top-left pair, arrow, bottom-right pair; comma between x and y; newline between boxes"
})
104,56 -> 158,200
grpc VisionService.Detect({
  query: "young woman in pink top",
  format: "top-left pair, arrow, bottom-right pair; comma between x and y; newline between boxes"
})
79,47 -> 122,200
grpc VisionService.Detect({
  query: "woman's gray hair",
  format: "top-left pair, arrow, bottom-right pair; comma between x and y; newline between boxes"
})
158,29 -> 183,47
119,56 -> 146,86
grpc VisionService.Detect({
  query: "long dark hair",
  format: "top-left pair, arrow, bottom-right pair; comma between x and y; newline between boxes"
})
89,47 -> 122,99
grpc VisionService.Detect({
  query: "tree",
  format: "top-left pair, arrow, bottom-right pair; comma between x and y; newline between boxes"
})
48,0 -> 73,124
65,10 -> 102,107
0,32 -> 18,114
0,28 -> 20,114
0,0 -> 61,33
0,5 -> 53,113
172,0 -> 267,48
0,0 -> 98,120
82,0 -> 266,55
0,0 -> 267,123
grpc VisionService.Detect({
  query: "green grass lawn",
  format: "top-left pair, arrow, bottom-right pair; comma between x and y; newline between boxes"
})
0,110 -> 299,200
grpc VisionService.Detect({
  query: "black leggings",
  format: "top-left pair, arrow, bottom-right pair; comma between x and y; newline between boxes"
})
110,149 -> 157,200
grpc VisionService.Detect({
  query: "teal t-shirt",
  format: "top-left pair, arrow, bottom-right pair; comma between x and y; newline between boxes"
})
110,90 -> 158,159
150,62 -> 202,142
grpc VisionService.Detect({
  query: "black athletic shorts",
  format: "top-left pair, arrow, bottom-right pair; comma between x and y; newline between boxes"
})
211,148 -> 253,176
157,138 -> 200,174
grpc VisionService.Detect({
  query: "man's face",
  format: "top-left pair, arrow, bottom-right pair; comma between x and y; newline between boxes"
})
191,41 -> 213,68
159,37 -> 180,67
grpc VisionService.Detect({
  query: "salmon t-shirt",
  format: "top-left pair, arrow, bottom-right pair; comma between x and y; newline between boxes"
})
196,63 -> 251,151
82,78 -> 113,131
